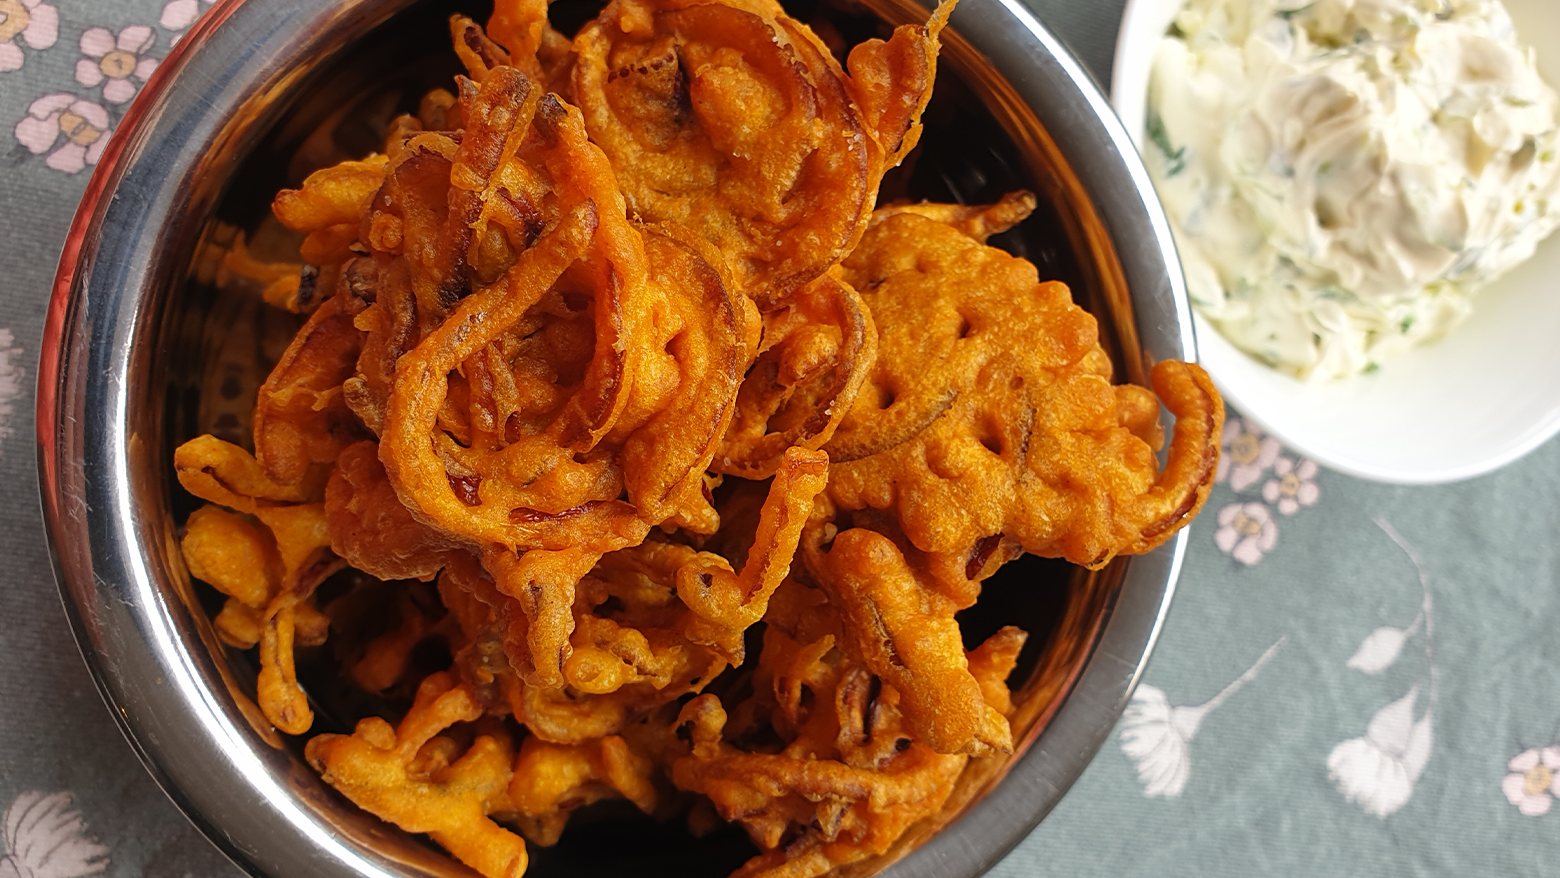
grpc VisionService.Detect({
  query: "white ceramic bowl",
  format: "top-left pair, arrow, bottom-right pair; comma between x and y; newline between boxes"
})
1112,0 -> 1560,484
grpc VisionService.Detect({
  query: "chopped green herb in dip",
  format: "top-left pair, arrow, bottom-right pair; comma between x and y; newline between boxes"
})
1148,0 -> 1560,379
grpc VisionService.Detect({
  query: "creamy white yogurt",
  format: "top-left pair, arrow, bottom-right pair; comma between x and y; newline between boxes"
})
1148,0 -> 1560,379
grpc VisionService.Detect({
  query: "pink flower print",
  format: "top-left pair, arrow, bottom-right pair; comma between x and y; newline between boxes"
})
160,0 -> 214,37
76,25 -> 157,104
0,0 -> 57,71
1214,502 -> 1276,566
15,95 -> 112,173
1262,457 -> 1319,515
1503,747 -> 1560,816
1216,418 -> 1282,492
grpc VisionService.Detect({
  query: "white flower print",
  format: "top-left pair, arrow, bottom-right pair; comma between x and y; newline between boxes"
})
1327,686 -> 1434,817
15,95 -> 112,173
160,0 -> 214,39
76,25 -> 157,104
1345,625 -> 1415,674
1328,520 -> 1437,818
1119,638 -> 1285,797
0,791 -> 109,878
0,328 -> 21,445
1344,530 -> 1427,674
1214,502 -> 1276,565
1262,457 -> 1319,515
0,0 -> 57,72
1503,747 -> 1560,816
1216,417 -> 1281,491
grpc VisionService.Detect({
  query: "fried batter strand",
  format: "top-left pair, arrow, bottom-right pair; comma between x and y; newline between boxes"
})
715,275 -> 876,479
273,155 -> 389,265
178,437 -> 343,733
306,673 -> 528,878
803,525 -> 1011,756
507,734 -> 658,845
671,623 -> 1026,878
676,446 -> 828,661
254,292 -> 371,485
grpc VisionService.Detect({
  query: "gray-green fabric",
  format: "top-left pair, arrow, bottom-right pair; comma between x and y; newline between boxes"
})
3,0 -> 1557,876
1008,428 -> 1560,877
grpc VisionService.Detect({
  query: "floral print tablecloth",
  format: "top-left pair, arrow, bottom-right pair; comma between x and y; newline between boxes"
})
3,1 -> 1559,876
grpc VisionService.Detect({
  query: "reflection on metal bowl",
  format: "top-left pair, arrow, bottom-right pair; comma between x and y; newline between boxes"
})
37,0 -> 1194,875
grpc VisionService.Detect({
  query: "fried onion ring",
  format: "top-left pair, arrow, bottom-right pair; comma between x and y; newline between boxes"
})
714,275 -> 876,478
572,0 -> 873,306
253,291 -> 371,485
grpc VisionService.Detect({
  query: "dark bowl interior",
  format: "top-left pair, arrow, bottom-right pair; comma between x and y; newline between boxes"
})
146,0 -> 1135,875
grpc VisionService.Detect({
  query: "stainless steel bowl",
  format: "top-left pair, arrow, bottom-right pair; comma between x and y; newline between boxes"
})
37,0 -> 1195,875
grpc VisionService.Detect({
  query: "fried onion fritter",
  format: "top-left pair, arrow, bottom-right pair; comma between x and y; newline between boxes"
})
671,623 -> 1026,878
305,673 -> 529,878
170,6 -> 1225,876
826,208 -> 1223,577
177,439 -> 342,734
572,0 -> 955,309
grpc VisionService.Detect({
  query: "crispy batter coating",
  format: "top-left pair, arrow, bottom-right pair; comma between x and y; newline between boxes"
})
325,440 -> 462,581
572,0 -> 954,307
178,436 -> 344,734
174,434 -> 322,513
438,548 -> 699,742
671,624 -> 1025,878
436,445 -> 821,703
253,291 -> 371,485
273,155 -> 389,265
617,227 -> 747,531
675,446 -> 828,662
572,0 -> 865,304
826,209 -> 1223,576
486,0 -> 573,88
838,0 -> 955,171
803,526 -> 1011,756
182,504 -> 279,610
507,734 -> 658,845
715,275 -> 876,479
870,189 -> 1037,244
306,673 -> 528,878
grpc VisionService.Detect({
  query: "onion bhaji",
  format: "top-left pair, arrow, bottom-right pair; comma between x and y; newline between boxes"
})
171,2 -> 1222,877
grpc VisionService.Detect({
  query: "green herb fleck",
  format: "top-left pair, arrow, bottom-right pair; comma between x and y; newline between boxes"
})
1400,315 -> 1415,333
1146,112 -> 1187,177
1364,362 -> 1381,373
